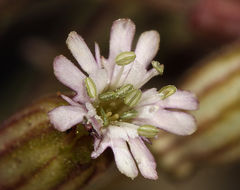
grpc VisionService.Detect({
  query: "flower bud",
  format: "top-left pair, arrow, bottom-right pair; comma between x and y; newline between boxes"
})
158,85 -> 177,100
0,94 -> 111,189
138,125 -> 159,138
115,51 -> 136,66
124,89 -> 142,107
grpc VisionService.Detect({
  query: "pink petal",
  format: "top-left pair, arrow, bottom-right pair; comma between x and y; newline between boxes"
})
53,55 -> 88,103
137,89 -> 199,111
61,94 -> 80,106
135,30 -> 160,68
123,61 -> 147,88
129,138 -> 158,180
66,31 -> 98,74
137,88 -> 159,107
91,133 -> 110,158
95,42 -> 101,68
158,90 -> 199,110
108,19 -> 136,61
108,19 -> 136,83
48,105 -> 86,132
110,138 -> 138,179
135,106 -> 197,135
89,69 -> 109,95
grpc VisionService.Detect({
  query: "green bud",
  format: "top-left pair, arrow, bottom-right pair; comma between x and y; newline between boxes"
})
152,61 -> 164,75
120,110 -> 138,120
99,107 -> 109,127
115,84 -> 134,98
0,95 -> 111,190
115,51 -> 136,66
158,85 -> 177,100
124,89 -> 142,107
99,91 -> 117,101
85,77 -> 97,98
138,125 -> 159,138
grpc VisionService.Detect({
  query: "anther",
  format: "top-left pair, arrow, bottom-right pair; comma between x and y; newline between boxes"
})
115,51 -> 136,66
124,89 -> 142,107
120,110 -> 138,120
138,125 -> 159,138
158,85 -> 177,100
99,91 -> 117,101
85,77 -> 97,98
115,84 -> 134,98
152,61 -> 164,75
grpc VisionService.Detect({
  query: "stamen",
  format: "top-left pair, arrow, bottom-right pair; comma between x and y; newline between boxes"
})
115,51 -> 136,66
85,77 -> 97,98
99,91 -> 117,101
119,110 -> 138,121
151,61 -> 164,75
158,85 -> 177,100
124,89 -> 142,107
99,107 -> 109,127
115,84 -> 134,98
109,114 -> 119,121
138,125 -> 159,138
106,112 -> 112,117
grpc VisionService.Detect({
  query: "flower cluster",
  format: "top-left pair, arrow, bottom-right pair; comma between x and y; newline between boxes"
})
48,19 -> 198,180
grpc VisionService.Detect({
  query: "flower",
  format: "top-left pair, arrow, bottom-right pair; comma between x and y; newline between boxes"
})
48,18 -> 198,180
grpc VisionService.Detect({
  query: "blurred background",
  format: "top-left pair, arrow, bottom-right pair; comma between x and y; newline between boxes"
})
1,0 -> 240,189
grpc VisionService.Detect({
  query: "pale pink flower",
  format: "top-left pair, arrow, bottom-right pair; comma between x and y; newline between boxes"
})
48,18 -> 198,180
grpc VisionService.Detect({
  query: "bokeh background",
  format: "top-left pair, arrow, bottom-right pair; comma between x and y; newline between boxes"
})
1,0 -> 240,189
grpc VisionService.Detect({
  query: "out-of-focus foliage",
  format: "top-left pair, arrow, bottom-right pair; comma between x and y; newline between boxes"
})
0,94 -> 112,190
152,43 -> 240,178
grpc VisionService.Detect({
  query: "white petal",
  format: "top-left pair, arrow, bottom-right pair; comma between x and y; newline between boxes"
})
158,90 -> 199,110
89,69 -> 109,95
116,122 -> 139,139
88,117 -> 101,136
135,105 -> 197,135
66,31 -> 98,74
110,138 -> 138,179
61,95 -> 80,106
137,89 -> 198,111
137,88 -> 159,107
53,55 -> 88,103
136,68 -> 159,88
129,138 -> 158,180
108,125 -> 129,141
91,133 -> 110,158
95,42 -> 101,68
135,30 -> 160,68
107,19 -> 136,82
123,61 -> 147,88
108,19 -> 136,61
48,105 -> 86,132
